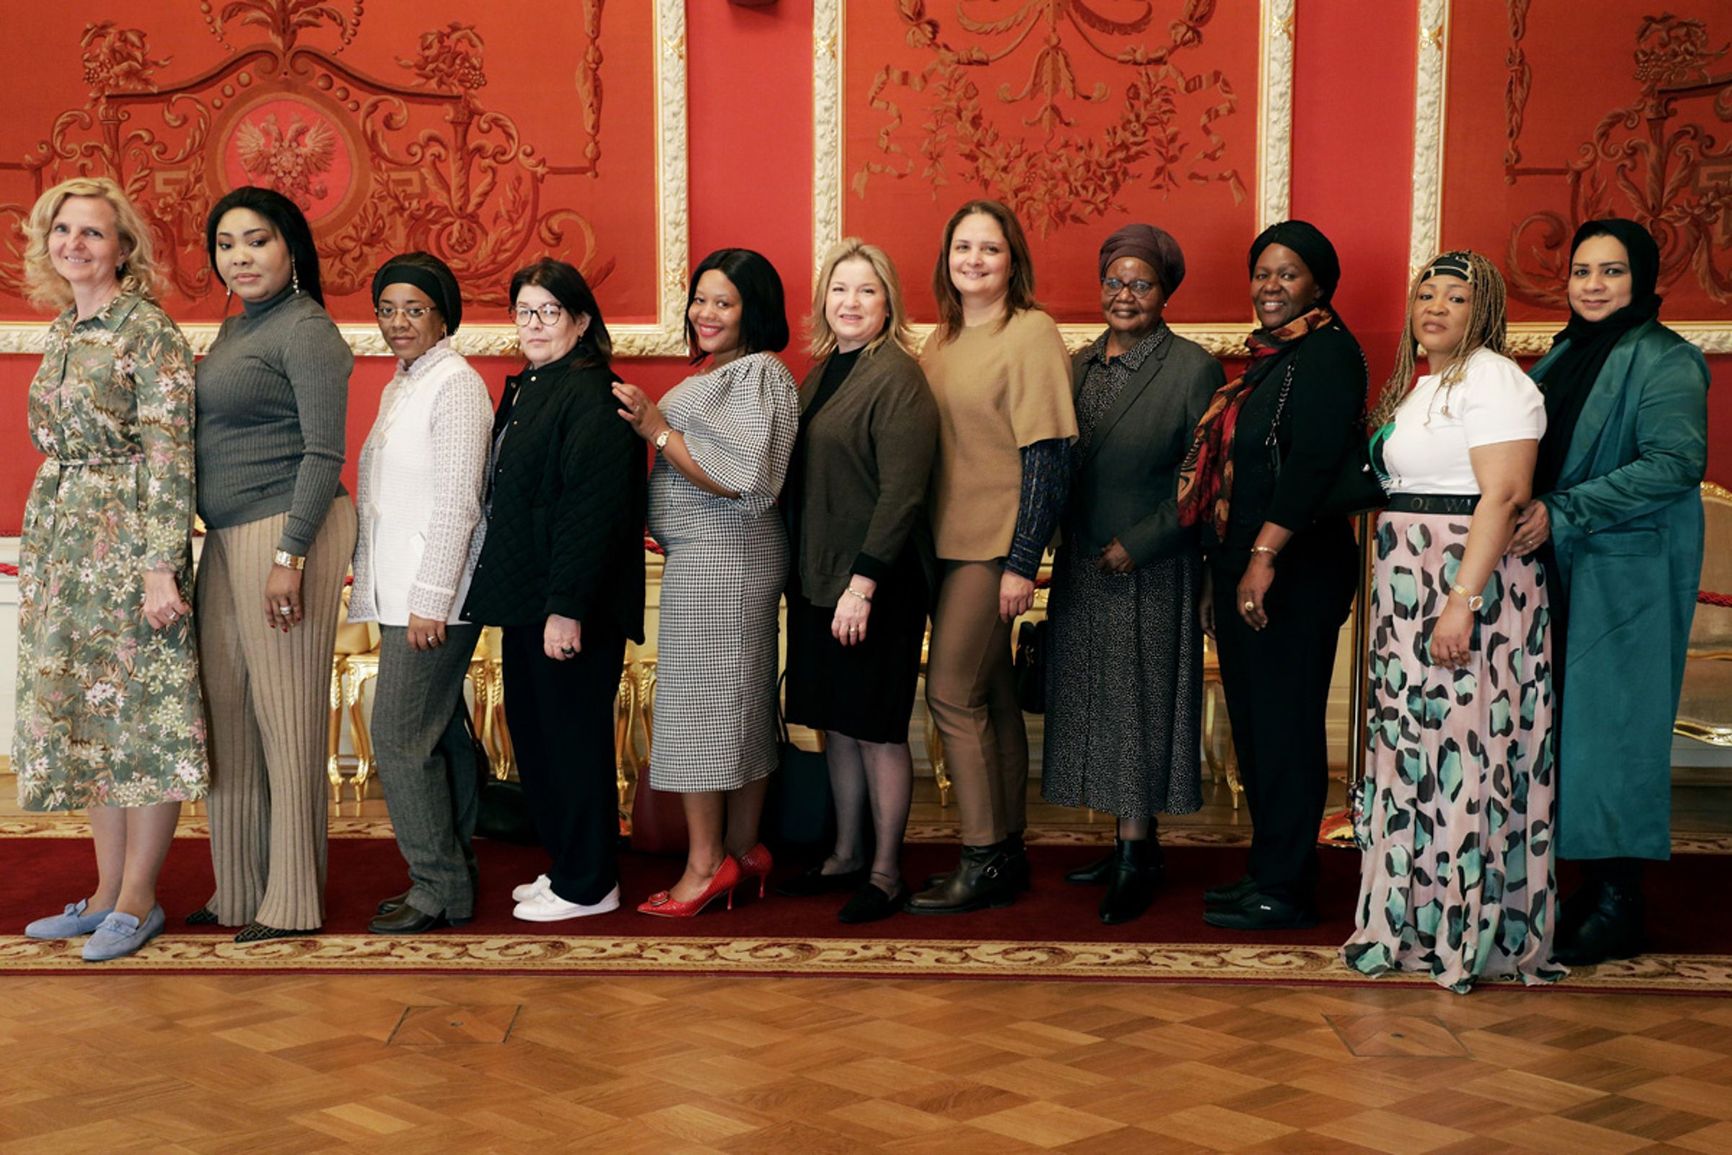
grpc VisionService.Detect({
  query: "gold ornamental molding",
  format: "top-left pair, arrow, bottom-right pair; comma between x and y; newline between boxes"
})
812,0 -> 1297,360
1409,1 -> 1731,357
0,0 -> 689,360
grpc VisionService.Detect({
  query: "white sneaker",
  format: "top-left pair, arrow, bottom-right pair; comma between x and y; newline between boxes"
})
511,874 -> 551,903
513,883 -> 621,922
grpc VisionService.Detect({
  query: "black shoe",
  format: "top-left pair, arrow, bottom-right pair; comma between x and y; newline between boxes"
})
184,906 -> 219,926
907,844 -> 1015,915
234,922 -> 320,943
375,889 -> 412,916
1204,874 -> 1257,907
1554,881 -> 1601,952
838,880 -> 909,924
1201,891 -> 1318,931
775,864 -> 868,898
1099,839 -> 1164,925
368,902 -> 469,935
1065,850 -> 1115,886
1553,883 -> 1643,966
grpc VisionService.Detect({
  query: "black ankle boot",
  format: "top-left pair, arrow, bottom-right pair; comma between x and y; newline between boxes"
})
1065,850 -> 1115,886
1099,839 -> 1163,925
1553,880 -> 1601,952
907,843 -> 1014,914
1553,882 -> 1643,966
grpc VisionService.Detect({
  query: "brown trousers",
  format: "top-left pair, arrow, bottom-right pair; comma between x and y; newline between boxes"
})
196,499 -> 356,929
924,560 -> 1028,845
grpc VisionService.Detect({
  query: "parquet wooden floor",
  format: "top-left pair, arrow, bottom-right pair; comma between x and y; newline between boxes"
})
5,973 -> 1732,1153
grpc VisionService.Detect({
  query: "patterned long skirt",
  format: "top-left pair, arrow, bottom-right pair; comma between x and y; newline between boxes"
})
1341,510 -> 1565,993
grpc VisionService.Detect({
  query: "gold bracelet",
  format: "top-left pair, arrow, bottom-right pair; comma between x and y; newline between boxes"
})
843,587 -> 872,603
1249,545 -> 1280,560
272,549 -> 306,571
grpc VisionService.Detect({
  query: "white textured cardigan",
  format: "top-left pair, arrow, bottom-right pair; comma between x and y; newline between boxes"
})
348,340 -> 493,625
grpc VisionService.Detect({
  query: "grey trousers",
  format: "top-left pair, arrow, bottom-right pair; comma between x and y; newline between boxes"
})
371,622 -> 481,918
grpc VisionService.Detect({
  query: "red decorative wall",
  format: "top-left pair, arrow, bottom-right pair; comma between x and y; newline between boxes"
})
0,2 -> 1726,536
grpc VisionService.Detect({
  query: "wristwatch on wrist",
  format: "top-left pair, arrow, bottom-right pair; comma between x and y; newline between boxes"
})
273,550 -> 306,571
653,428 -> 672,452
1449,583 -> 1484,611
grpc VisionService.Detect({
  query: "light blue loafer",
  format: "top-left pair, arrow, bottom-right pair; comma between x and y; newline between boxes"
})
81,906 -> 165,962
24,900 -> 113,939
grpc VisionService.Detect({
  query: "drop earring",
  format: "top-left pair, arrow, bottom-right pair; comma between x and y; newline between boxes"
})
291,261 -> 300,295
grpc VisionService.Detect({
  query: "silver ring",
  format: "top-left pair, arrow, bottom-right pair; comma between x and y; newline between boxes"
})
278,606 -> 292,615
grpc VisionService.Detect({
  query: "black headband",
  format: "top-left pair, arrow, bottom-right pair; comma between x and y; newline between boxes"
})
1422,251 -> 1474,283
371,258 -> 463,334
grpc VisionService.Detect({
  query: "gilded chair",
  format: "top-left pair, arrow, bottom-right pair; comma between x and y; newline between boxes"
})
1200,633 -> 1244,809
327,585 -> 381,810
1677,482 -> 1732,747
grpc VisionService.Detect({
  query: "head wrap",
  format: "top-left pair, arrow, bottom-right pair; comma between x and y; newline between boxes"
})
1098,224 -> 1186,294
1247,220 -> 1341,304
371,252 -> 463,334
1421,251 -> 1475,282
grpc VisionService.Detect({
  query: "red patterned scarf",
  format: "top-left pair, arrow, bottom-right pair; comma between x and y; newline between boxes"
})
1176,308 -> 1336,540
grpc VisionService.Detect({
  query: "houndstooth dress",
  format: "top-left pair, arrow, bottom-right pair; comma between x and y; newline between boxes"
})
646,352 -> 799,791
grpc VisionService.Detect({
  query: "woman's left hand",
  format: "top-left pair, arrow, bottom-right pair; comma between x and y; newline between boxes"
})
264,564 -> 304,632
1097,538 -> 1135,574
544,613 -> 582,661
999,571 -> 1036,622
143,569 -> 190,632
612,382 -> 669,443
1236,555 -> 1275,631
1429,598 -> 1475,668
831,577 -> 877,646
407,613 -> 447,652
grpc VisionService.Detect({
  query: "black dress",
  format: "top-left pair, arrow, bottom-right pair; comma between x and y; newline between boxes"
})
1208,325 -> 1364,906
784,349 -> 929,744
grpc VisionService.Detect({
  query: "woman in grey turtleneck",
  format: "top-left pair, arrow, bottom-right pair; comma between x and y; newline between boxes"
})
187,186 -> 356,942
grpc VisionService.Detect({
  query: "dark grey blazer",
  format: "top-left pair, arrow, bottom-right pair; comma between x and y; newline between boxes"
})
1064,330 -> 1225,565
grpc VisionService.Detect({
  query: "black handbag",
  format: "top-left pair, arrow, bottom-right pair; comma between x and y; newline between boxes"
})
470,709 -> 538,845
1013,617 -> 1048,714
764,673 -> 837,848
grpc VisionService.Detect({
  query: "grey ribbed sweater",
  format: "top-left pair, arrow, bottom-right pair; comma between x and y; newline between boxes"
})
195,287 -> 353,554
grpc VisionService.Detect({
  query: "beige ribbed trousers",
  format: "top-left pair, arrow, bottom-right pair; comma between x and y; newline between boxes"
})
196,499 -> 356,929
924,560 -> 1030,846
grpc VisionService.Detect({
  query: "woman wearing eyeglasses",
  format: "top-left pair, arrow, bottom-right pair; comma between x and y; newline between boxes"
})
1042,225 -> 1223,925
348,253 -> 492,934
461,258 -> 646,922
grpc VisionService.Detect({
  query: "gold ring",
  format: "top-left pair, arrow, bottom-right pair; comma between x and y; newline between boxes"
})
1243,600 -> 1255,611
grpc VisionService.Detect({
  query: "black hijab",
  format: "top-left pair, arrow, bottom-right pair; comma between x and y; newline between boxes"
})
1532,219 -> 1662,494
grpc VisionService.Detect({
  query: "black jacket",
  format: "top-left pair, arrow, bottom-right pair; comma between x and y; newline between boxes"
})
461,349 -> 646,641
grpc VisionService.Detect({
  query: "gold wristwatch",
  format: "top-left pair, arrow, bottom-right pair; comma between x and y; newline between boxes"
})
273,549 -> 306,571
1449,582 -> 1483,611
653,428 -> 672,452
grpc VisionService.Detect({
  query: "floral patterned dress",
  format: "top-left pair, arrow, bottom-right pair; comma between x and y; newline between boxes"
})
12,293 -> 208,810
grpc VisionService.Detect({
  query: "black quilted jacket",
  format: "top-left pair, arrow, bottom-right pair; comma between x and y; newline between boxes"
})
461,349 -> 646,640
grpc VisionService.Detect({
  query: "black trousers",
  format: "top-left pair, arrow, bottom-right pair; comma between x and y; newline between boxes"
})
1211,524 -> 1358,904
500,622 -> 626,905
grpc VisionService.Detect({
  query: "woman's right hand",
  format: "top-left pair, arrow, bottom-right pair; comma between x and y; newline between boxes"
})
143,569 -> 190,632
544,613 -> 581,661
264,564 -> 304,632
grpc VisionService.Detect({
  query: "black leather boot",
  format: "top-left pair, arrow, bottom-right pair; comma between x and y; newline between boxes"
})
907,843 -> 1014,914
1065,850 -> 1115,886
1553,880 -> 1601,953
1098,839 -> 1163,925
1553,882 -> 1643,966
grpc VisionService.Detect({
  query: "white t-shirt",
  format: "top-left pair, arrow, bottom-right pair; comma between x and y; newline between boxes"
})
1381,346 -> 1545,495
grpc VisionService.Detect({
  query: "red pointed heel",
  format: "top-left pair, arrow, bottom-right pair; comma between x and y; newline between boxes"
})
737,843 -> 773,900
637,856 -> 744,918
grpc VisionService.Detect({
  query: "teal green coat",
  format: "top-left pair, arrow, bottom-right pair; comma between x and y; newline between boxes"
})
1532,320 -> 1709,861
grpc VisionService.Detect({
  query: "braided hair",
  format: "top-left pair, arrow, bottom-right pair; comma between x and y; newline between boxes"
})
1370,250 -> 1508,429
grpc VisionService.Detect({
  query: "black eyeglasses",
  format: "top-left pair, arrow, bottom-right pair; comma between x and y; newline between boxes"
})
375,304 -> 436,322
512,303 -> 565,326
1102,277 -> 1158,297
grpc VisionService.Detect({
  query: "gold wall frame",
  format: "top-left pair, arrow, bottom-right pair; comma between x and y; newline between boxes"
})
813,0 -> 1296,357
0,0 -> 689,360
1409,0 -> 1731,356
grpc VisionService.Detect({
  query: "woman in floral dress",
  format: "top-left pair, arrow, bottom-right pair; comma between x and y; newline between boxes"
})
13,177 -> 207,962
1342,251 -> 1561,992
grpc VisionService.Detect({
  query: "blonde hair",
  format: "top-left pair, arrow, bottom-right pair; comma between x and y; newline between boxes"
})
1370,250 -> 1508,429
22,177 -> 159,311
808,238 -> 915,358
